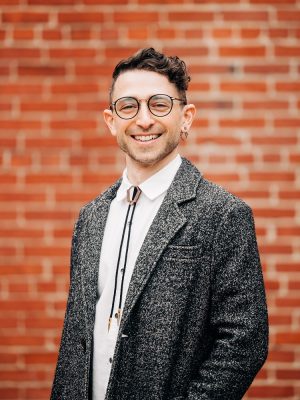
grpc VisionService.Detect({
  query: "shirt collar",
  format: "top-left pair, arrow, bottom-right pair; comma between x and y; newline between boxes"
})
116,154 -> 182,202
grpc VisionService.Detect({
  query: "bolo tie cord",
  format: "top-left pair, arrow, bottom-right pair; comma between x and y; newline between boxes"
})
108,186 -> 141,332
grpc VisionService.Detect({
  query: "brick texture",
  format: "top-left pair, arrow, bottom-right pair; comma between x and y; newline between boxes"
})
0,0 -> 300,399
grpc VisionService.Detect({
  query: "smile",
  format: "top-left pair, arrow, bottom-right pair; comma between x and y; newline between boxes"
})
132,134 -> 161,142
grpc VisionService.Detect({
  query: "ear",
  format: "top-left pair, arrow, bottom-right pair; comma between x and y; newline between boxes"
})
182,103 -> 196,131
103,108 -> 117,136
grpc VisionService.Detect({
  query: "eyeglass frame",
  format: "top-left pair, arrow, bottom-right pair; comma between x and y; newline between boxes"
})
110,94 -> 187,120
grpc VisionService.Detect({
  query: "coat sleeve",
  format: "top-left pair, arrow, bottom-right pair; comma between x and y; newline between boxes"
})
186,201 -> 268,400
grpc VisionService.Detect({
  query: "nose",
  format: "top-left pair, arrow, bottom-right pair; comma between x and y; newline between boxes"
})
135,101 -> 155,129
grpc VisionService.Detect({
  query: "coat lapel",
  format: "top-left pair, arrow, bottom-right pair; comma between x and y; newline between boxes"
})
80,180 -> 121,334
120,158 -> 202,331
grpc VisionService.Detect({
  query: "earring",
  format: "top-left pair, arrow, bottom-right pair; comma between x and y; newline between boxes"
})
180,126 -> 189,140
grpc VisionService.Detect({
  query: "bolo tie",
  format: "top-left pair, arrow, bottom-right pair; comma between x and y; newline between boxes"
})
108,185 -> 142,332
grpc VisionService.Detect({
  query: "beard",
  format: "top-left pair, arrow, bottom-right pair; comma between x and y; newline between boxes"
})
116,133 -> 180,167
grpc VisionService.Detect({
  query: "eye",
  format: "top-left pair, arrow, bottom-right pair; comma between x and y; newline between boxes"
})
149,96 -> 171,111
117,99 -> 138,113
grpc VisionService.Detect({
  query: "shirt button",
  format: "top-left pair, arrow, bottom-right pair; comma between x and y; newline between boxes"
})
120,268 -> 124,274
115,313 -> 118,319
109,357 -> 113,364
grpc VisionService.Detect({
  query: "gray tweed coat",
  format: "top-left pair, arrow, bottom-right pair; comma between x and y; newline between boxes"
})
51,158 -> 268,400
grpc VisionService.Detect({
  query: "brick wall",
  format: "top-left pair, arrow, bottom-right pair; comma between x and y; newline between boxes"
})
0,0 -> 299,399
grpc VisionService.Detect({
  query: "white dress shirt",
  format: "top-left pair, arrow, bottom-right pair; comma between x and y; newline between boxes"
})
92,155 -> 182,400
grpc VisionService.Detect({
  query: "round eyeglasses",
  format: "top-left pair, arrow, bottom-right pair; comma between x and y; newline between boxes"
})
110,94 -> 186,120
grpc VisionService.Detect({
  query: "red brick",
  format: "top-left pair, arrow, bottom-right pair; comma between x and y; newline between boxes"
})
203,172 -> 240,183
289,281 -> 300,290
25,174 -> 73,184
268,314 -> 291,324
278,227 -> 300,236
277,369 -> 300,380
50,120 -> 97,130
268,350 -> 294,363
2,12 -> 49,23
276,298 -> 300,308
24,388 -> 51,400
18,65 -> 66,76
168,12 -> 214,21
0,66 -> 9,75
0,389 -> 19,399
114,12 -> 158,23
128,27 -> 148,40
24,352 -> 58,364
193,0 -> 239,2
277,263 -> 300,273
250,172 -> 295,182
0,228 -> 43,238
71,29 -> 92,40
188,64 -> 234,74
0,370 -> 48,381
25,211 -> 74,220
49,48 -> 96,59
262,153 -> 281,162
13,29 -> 34,40
0,48 -> 40,58
278,11 -> 300,22
221,11 -> 268,21
98,28 -> 118,40
244,64 -> 289,74
0,83 -> 42,94
25,138 -> 72,148
58,12 -> 104,23
0,137 -> 17,148
212,28 -> 232,38
0,192 -> 46,202
220,46 -> 265,57
0,173 -> 17,184
240,28 -> 260,39
247,385 -> 294,397
0,301 -> 46,312
0,0 -> 20,3
196,135 -> 241,145
219,119 -> 265,128
42,29 -> 63,40
0,102 -> 11,111
275,46 -> 300,56
0,120 -> 41,130
21,101 -> 68,112
251,0 -> 295,3
220,81 -> 267,92
243,100 -> 289,109
28,0 -> 75,3
276,82 -> 300,91
268,28 -> 289,38
276,332 -> 300,345
275,119 -> 300,127
252,136 -> 297,145
84,0 -> 128,3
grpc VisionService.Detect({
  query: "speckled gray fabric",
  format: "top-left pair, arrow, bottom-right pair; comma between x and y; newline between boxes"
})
51,158 -> 268,400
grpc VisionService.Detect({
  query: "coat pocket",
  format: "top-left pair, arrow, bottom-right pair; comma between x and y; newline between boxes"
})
162,243 -> 203,261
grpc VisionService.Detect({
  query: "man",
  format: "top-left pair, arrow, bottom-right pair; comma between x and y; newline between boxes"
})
51,48 -> 268,400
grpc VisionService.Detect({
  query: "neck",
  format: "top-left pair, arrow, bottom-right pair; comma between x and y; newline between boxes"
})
125,151 -> 178,186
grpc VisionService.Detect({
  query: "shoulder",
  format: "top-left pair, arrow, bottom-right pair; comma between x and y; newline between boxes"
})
76,178 -> 122,222
181,157 -> 252,214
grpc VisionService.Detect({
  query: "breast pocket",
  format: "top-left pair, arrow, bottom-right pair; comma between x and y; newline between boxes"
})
162,243 -> 203,261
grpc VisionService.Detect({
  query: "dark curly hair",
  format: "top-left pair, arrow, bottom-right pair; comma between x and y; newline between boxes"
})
110,47 -> 191,104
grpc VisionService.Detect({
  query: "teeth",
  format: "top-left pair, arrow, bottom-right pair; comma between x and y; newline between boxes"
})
134,135 -> 159,142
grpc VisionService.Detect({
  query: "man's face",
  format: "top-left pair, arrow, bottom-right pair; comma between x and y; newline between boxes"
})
104,70 -> 195,170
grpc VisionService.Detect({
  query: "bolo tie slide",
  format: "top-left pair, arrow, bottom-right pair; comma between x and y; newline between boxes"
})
108,186 -> 141,332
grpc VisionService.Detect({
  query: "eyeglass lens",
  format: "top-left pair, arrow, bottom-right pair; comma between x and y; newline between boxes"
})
115,94 -> 174,119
